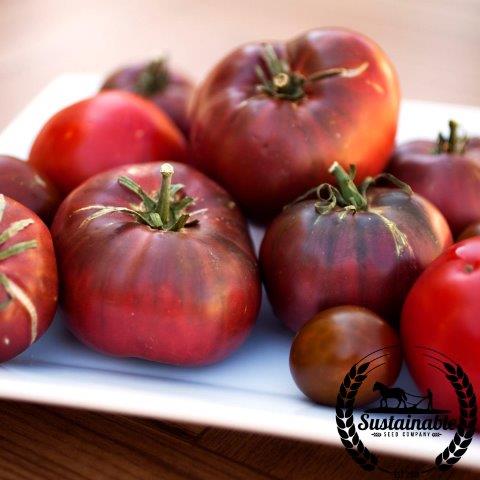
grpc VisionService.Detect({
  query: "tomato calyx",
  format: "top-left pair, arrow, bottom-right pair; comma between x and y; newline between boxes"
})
134,58 -> 169,97
255,45 -> 369,101
288,162 -> 413,216
0,195 -> 38,262
78,163 -> 206,232
0,194 -> 39,342
436,120 -> 468,154
286,163 -> 415,257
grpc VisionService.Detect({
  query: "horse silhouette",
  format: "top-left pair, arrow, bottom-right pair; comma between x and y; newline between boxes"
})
373,382 -> 407,408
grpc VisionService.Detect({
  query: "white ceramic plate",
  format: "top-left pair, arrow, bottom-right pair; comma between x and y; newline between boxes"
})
0,75 -> 479,469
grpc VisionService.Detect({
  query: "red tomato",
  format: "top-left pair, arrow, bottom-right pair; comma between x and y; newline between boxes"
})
0,195 -> 57,362
29,91 -> 187,195
190,28 -> 399,220
0,155 -> 60,224
101,58 -> 194,137
260,163 -> 452,331
389,121 -> 480,235
401,238 -> 480,430
51,162 -> 261,366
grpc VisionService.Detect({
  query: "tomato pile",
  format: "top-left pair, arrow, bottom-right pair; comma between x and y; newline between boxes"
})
0,27 -> 479,426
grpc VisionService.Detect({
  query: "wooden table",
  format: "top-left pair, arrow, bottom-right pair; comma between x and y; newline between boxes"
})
0,1 -> 479,478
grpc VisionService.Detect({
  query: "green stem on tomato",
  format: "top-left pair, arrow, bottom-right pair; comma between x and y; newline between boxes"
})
134,58 -> 169,97
447,120 -> 458,153
255,45 -> 369,102
156,163 -> 174,224
0,194 -> 39,342
328,162 -> 368,211
436,119 -> 468,154
287,162 -> 413,216
76,163 -> 204,232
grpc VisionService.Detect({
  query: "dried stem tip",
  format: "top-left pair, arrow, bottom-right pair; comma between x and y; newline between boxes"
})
161,163 -> 174,176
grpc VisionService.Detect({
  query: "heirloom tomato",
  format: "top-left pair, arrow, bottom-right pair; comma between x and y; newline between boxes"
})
389,120 -> 480,235
458,221 -> 480,241
101,58 -> 193,136
0,195 -> 57,362
29,91 -> 187,195
0,155 -> 60,224
290,306 -> 402,406
51,162 -> 261,365
190,28 -> 399,219
260,162 -> 452,331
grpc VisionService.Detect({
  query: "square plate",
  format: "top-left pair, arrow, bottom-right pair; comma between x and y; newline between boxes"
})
0,75 -> 479,469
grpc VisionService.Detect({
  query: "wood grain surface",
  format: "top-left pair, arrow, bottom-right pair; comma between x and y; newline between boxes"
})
0,400 -> 479,480
0,0 -> 480,479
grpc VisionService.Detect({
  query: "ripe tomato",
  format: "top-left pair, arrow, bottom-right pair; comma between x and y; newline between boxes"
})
260,163 -> 452,331
29,91 -> 187,195
0,155 -> 60,224
190,28 -> 399,220
0,195 -> 57,362
458,221 -> 480,241
101,58 -> 194,136
290,306 -> 402,406
51,162 -> 261,366
401,238 -> 480,430
389,121 -> 480,235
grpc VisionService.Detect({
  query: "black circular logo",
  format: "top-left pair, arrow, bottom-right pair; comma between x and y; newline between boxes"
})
335,346 -> 477,475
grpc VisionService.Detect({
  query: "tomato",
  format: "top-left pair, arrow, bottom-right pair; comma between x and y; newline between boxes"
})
458,221 -> 480,241
101,58 -> 194,137
290,306 -> 401,406
190,28 -> 399,220
29,91 -> 187,195
401,238 -> 480,430
389,121 -> 480,235
0,155 -> 60,224
0,195 -> 57,362
260,162 -> 452,331
51,162 -> 261,366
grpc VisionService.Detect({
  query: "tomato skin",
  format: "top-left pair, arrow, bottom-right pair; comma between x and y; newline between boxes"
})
190,28 -> 399,220
101,62 -> 194,137
401,238 -> 480,430
290,306 -> 402,406
0,196 -> 58,362
389,138 -> 480,235
51,162 -> 261,366
29,91 -> 187,195
260,189 -> 452,331
458,221 -> 480,241
0,155 -> 60,224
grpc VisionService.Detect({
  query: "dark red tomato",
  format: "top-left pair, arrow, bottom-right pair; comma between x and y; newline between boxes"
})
101,58 -> 194,136
401,238 -> 480,430
458,221 -> 480,241
29,91 -> 187,195
51,162 -> 261,366
0,195 -> 57,362
389,121 -> 480,235
190,28 -> 400,220
260,162 -> 452,331
290,306 -> 402,406
0,155 -> 60,224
